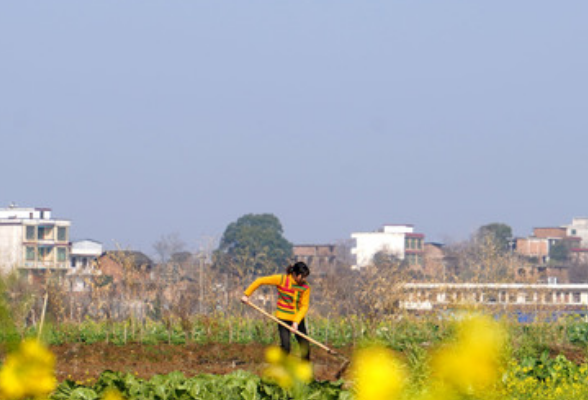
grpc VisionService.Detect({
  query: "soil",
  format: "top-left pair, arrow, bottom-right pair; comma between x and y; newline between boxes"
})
51,342 -> 354,383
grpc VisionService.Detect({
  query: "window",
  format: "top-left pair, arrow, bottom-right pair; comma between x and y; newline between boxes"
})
26,226 -> 35,241
38,247 -> 53,261
57,248 -> 66,262
25,247 -> 36,261
57,227 -> 67,242
38,226 -> 53,240
573,292 -> 581,303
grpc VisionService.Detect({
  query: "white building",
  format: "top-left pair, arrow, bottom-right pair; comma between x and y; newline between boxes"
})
351,224 -> 425,269
564,217 -> 588,248
70,239 -> 103,270
68,239 -> 103,292
0,205 -> 71,274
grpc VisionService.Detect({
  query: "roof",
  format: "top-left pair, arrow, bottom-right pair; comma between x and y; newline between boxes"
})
100,251 -> 154,267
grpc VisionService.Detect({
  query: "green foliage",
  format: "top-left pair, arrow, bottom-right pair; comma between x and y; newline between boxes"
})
52,370 -> 348,400
215,213 -> 293,276
476,222 -> 513,252
518,352 -> 576,383
549,241 -> 569,262
567,321 -> 588,345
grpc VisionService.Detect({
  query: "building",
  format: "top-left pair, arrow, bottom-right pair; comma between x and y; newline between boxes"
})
564,217 -> 588,247
0,205 -> 71,274
515,227 -> 581,264
293,244 -> 337,275
422,242 -> 448,280
400,282 -> 588,320
70,240 -> 103,270
96,250 -> 154,285
68,239 -> 103,292
350,224 -> 425,269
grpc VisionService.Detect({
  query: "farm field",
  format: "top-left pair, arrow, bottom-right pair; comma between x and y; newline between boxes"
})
7,314 -> 588,399
49,341 -> 353,383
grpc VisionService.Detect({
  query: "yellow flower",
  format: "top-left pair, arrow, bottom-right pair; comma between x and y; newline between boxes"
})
0,339 -> 56,400
431,313 -> 506,394
265,346 -> 285,364
263,346 -> 313,388
293,360 -> 313,383
351,345 -> 406,400
102,388 -> 125,400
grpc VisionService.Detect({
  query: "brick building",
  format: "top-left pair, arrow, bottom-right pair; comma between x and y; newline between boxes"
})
293,244 -> 337,275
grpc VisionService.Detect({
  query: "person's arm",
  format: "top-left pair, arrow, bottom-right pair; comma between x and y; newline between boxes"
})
292,286 -> 311,326
241,275 -> 282,303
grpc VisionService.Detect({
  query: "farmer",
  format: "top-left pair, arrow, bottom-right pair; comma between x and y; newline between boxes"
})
241,261 -> 311,360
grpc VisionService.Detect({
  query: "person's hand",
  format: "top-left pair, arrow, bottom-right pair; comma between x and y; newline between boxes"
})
241,295 -> 249,304
291,322 -> 299,332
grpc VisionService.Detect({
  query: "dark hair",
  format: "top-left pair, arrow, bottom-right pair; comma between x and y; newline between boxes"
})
286,261 -> 310,277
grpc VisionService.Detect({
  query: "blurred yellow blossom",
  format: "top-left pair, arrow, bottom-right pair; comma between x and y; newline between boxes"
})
431,313 -> 507,394
351,345 -> 406,400
265,346 -> 285,364
102,388 -> 125,400
0,339 -> 56,400
263,346 -> 313,388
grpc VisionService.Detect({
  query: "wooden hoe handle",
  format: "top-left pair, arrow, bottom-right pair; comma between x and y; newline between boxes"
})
244,300 -> 347,361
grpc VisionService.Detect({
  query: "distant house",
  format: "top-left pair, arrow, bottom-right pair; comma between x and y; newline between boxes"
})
67,240 -> 103,292
350,224 -> 425,269
293,244 -> 337,275
422,242 -> 448,280
0,205 -> 71,275
563,217 -> 588,247
515,227 -> 581,264
70,240 -> 103,270
96,250 -> 154,285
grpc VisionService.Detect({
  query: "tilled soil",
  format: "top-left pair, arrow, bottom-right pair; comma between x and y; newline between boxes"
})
51,342 -> 354,383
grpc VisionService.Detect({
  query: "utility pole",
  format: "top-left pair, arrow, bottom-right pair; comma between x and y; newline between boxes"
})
199,254 -> 204,315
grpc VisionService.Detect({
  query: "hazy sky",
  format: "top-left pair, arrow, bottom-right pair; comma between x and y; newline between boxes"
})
2,1 -> 587,256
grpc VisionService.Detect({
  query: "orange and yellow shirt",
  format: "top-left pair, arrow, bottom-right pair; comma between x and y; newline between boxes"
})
244,274 -> 311,323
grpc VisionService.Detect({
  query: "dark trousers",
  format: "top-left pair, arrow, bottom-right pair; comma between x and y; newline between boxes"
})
278,319 -> 310,361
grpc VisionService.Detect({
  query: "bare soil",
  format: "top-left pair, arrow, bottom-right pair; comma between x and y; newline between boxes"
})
51,342 -> 354,383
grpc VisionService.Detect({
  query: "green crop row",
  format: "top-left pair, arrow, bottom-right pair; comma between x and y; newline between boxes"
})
52,370 -> 350,400
2,313 -> 588,362
49,355 -> 588,400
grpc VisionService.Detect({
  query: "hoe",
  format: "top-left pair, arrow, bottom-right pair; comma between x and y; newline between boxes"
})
244,300 -> 351,379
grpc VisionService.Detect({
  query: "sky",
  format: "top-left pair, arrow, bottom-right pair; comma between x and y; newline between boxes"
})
2,1 -> 587,256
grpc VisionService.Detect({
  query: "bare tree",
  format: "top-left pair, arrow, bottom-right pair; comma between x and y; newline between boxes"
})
153,232 -> 186,263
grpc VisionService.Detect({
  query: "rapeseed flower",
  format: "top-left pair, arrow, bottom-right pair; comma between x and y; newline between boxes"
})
430,313 -> 506,394
0,339 -> 56,400
102,388 -> 125,400
351,345 -> 406,400
263,346 -> 313,389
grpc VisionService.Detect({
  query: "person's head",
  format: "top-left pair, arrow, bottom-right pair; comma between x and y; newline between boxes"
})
286,261 -> 310,285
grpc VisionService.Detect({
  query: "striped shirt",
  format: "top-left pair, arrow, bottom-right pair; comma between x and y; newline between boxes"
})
244,274 -> 311,323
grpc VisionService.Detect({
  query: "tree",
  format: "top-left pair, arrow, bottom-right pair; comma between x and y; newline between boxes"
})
153,232 -> 186,263
214,213 -> 293,276
475,223 -> 513,253
549,241 -> 569,263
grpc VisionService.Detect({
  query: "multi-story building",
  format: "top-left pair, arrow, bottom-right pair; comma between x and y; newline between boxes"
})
563,217 -> 588,247
350,224 -> 425,269
0,205 -> 71,274
516,227 -> 581,264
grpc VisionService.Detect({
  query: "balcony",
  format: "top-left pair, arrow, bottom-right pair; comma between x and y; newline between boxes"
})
22,261 -> 68,269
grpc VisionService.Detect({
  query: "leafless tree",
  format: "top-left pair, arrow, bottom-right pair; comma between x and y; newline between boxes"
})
153,232 -> 186,263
